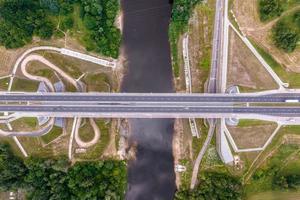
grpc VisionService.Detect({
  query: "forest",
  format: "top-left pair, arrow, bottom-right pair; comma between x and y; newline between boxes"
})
175,171 -> 243,200
0,143 -> 126,199
0,0 -> 120,58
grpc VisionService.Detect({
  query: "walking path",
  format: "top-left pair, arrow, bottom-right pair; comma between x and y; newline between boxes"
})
8,46 -> 115,91
190,120 -> 215,189
229,23 -> 288,89
3,46 -> 107,158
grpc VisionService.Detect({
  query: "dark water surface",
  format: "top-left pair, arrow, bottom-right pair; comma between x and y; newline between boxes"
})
121,0 -> 176,199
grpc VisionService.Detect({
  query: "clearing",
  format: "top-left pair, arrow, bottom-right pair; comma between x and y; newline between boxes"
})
227,27 -> 278,91
228,119 -> 278,149
231,0 -> 300,72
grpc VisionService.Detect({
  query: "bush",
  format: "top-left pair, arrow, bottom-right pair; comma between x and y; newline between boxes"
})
0,143 -> 127,199
0,0 -> 121,58
272,20 -> 299,52
293,11 -> 300,28
175,171 -> 243,200
0,143 -> 27,191
258,0 -> 283,21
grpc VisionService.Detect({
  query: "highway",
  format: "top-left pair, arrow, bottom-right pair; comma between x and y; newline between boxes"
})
0,104 -> 300,117
1,92 -> 300,103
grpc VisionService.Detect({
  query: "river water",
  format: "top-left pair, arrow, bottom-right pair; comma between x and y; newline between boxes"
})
120,0 -> 176,199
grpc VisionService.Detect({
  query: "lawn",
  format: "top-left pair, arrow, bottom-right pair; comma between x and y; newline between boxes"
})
40,126 -> 63,144
243,126 -> 300,195
75,119 -> 110,160
245,144 -> 299,196
250,39 -> 300,88
78,120 -> 95,143
11,78 -> 39,92
0,77 -> 9,91
238,119 -> 275,127
10,117 -> 38,131
83,73 -> 110,92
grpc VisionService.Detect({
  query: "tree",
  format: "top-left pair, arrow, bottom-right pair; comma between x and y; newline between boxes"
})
272,21 -> 299,52
61,16 -> 74,31
259,0 -> 283,21
35,21 -> 54,39
175,171 -> 243,200
293,11 -> 300,28
0,143 -> 27,191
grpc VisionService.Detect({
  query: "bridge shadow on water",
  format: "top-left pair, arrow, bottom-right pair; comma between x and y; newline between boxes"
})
121,0 -> 176,199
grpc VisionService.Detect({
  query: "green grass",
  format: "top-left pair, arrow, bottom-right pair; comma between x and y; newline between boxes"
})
250,39 -> 300,88
41,126 -> 63,144
244,125 -> 300,195
43,52 -> 82,78
10,117 -> 37,129
11,78 -> 39,92
75,120 -> 110,160
27,65 -> 57,83
238,119 -> 274,127
16,136 -> 54,158
0,77 -> 9,91
281,159 -> 300,175
0,137 -> 24,158
83,73 -> 110,92
78,121 -> 95,143
70,5 -> 96,51
245,144 -> 299,195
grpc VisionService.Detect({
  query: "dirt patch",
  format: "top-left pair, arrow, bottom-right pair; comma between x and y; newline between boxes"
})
227,27 -> 278,90
228,123 -> 278,149
232,0 -> 300,72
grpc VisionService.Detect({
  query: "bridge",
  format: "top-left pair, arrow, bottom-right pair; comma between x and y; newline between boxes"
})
1,91 -> 300,123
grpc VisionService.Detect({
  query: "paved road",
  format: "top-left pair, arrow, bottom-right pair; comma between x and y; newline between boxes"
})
1,105 -> 300,116
0,92 -> 300,102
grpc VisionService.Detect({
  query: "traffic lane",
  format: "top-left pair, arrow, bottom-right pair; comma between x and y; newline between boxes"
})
0,94 -> 300,102
0,105 -> 300,115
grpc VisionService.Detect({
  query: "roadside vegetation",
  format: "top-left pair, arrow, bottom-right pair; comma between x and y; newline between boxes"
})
0,143 -> 126,199
0,0 -> 120,58
169,0 -> 203,77
272,10 -> 300,52
258,0 -> 284,21
40,126 -> 63,144
251,39 -> 300,88
242,126 -> 300,197
75,120 -> 111,160
258,0 -> 299,21
175,171 -> 243,199
258,0 -> 300,52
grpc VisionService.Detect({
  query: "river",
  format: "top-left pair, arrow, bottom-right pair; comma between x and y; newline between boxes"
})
120,0 -> 176,199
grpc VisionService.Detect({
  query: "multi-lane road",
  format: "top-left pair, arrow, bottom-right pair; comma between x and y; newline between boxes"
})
0,92 -> 300,118
1,92 -> 300,103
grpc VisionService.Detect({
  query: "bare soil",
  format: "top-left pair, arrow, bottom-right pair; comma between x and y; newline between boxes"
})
227,28 -> 278,90
232,0 -> 300,72
228,123 -> 278,149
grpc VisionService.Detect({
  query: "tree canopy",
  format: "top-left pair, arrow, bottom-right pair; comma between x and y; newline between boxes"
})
0,143 -> 127,199
0,143 -> 27,191
175,171 -> 243,200
0,0 -> 121,58
258,0 -> 283,21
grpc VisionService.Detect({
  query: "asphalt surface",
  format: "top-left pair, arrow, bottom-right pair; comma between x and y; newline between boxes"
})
1,105 -> 300,116
1,93 -> 300,102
